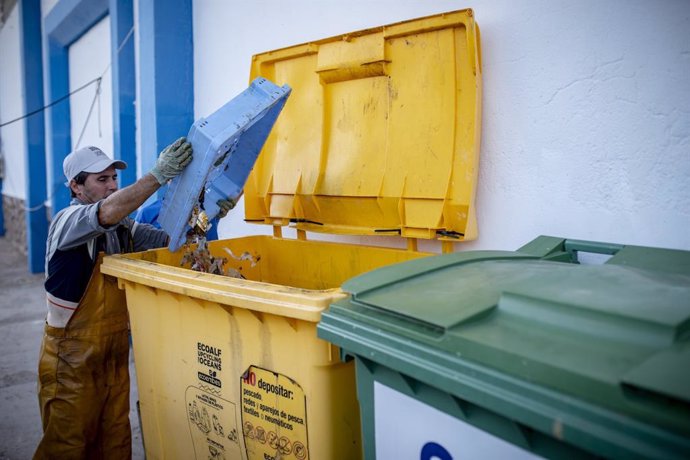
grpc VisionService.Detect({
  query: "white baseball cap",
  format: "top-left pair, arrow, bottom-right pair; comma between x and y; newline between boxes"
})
63,146 -> 127,184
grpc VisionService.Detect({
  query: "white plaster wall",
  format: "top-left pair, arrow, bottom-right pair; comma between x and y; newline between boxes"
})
469,0 -> 690,253
0,4 -> 26,199
197,0 -> 689,252
68,15 -> 114,160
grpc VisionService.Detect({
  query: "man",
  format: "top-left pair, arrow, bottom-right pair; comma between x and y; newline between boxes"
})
35,138 -> 193,458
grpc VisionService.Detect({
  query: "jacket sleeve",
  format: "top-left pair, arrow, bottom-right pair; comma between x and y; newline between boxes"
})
127,218 -> 169,251
49,202 -> 111,251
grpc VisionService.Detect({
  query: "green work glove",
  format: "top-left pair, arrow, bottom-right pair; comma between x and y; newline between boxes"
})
216,198 -> 237,219
150,137 -> 193,185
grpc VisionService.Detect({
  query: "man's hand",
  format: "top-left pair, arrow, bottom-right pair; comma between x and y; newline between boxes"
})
216,198 -> 236,219
150,137 -> 193,185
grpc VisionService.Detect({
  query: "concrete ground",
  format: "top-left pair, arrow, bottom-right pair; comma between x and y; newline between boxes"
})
0,236 -> 145,459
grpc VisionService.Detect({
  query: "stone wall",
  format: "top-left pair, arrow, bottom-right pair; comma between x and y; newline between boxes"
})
2,194 -> 26,254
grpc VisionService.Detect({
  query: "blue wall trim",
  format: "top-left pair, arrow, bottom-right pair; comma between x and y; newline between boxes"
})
45,0 -> 109,216
35,0 -> 193,271
46,38 -> 71,216
45,0 -> 137,212
138,0 -> 194,177
40,0 -> 137,273
44,0 -> 108,46
20,0 -> 49,273
109,0 -> 135,187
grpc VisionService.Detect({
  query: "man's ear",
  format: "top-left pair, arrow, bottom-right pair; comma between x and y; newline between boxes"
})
69,180 -> 81,196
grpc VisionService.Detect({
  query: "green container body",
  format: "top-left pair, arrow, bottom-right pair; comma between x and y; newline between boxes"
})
317,236 -> 690,459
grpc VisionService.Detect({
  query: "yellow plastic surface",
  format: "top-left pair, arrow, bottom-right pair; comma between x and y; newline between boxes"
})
102,9 -> 482,459
101,237 -> 428,460
247,9 -> 482,241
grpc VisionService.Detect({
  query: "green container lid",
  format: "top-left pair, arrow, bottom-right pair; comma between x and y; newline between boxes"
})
318,236 -> 690,459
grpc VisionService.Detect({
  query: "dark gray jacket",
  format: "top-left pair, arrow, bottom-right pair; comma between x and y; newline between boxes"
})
44,198 -> 167,327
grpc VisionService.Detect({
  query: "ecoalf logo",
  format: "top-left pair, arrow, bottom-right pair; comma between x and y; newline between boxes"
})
197,342 -> 223,388
198,370 -> 222,388
197,342 -> 222,370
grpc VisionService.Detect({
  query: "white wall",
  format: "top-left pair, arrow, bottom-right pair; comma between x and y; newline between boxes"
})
469,0 -> 690,252
0,4 -> 26,199
194,0 -> 690,252
68,15 -> 114,159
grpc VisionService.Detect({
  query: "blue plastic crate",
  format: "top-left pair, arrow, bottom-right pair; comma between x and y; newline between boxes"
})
159,77 -> 291,251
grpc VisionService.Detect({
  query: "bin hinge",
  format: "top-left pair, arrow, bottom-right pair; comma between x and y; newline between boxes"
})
290,218 -> 323,226
374,228 -> 401,235
436,230 -> 464,239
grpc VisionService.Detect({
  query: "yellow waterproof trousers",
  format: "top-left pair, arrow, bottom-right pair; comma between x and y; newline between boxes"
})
35,256 -> 132,459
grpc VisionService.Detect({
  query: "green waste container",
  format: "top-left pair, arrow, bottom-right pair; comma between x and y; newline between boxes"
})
317,236 -> 690,459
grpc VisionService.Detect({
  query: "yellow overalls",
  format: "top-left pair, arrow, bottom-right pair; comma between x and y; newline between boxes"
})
35,254 -> 132,459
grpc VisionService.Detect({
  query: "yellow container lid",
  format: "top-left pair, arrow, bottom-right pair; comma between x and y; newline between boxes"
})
246,9 -> 482,241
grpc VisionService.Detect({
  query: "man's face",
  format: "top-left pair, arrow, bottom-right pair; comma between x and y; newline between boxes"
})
70,166 -> 118,203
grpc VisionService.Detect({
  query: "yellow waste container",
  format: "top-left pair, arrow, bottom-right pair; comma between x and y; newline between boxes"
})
101,9 -> 481,460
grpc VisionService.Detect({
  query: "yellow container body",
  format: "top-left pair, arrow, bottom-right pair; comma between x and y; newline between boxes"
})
101,236 -> 428,460
101,8 -> 481,460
